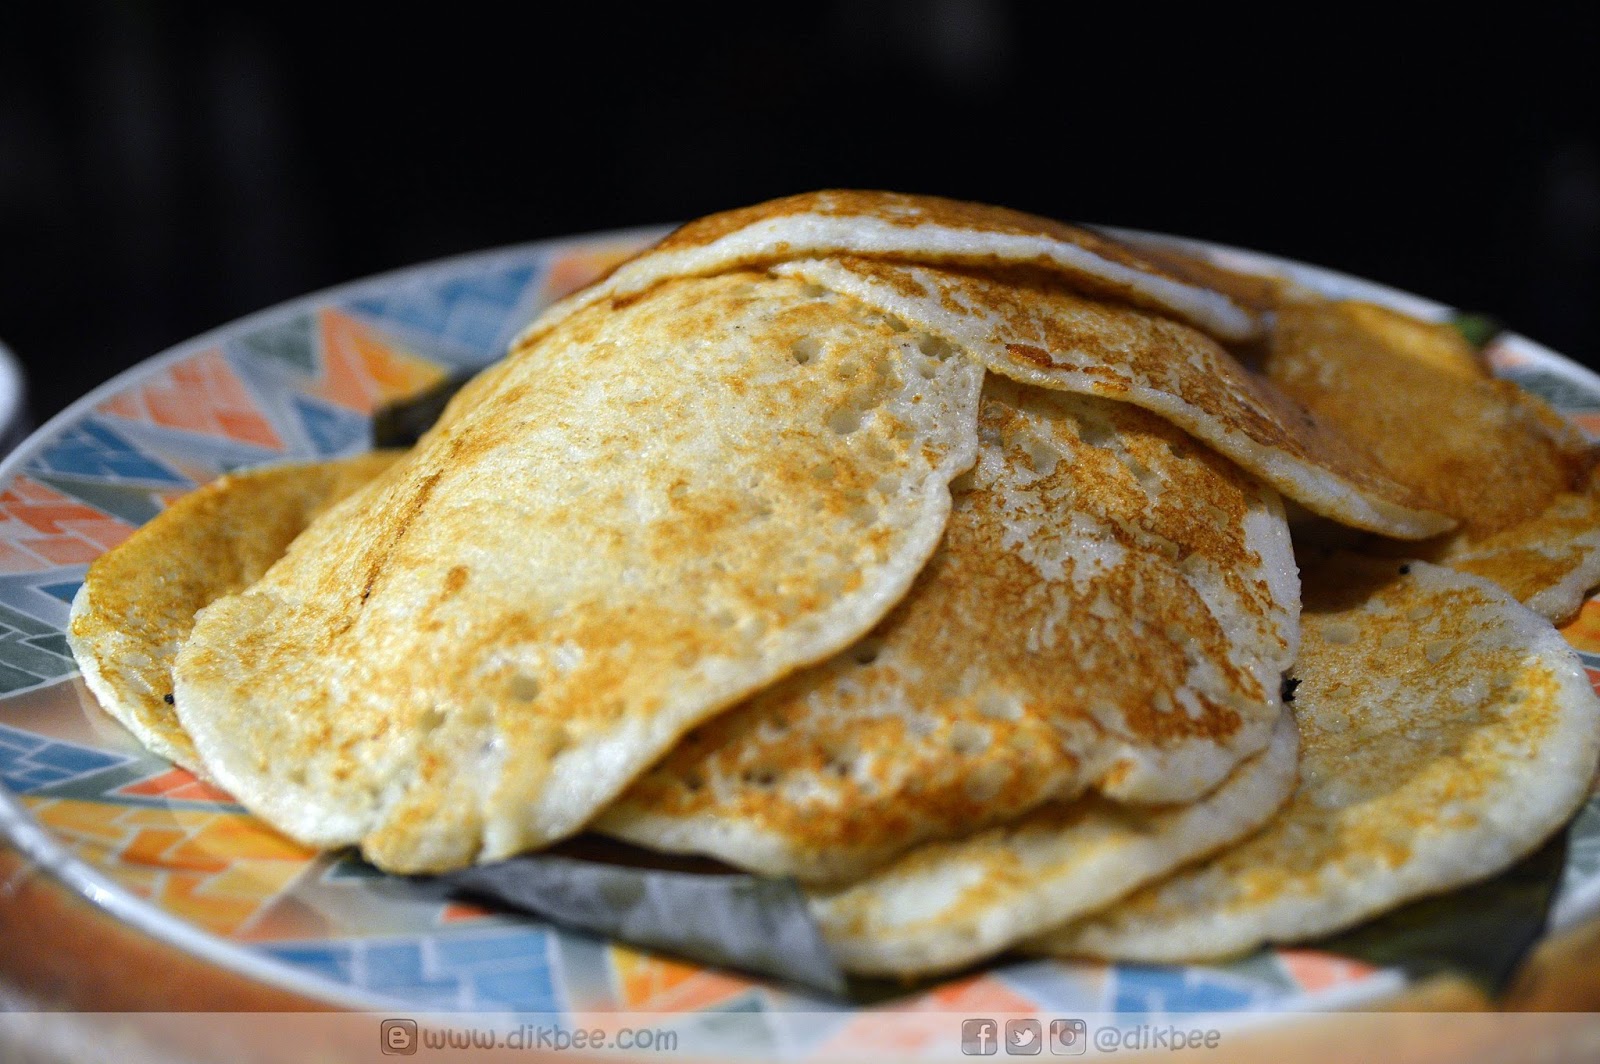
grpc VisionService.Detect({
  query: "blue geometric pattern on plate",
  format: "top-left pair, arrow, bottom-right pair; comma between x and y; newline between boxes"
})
1110,963 -> 1281,1017
256,928 -> 562,1012
102,418 -> 284,481
1497,367 -> 1600,412
235,312 -> 319,375
0,578 -> 81,691
0,571 -> 84,632
345,262 -> 540,364
290,395 -> 370,457
27,420 -> 190,486
0,723 -> 131,794
31,475 -> 170,528
37,581 -> 83,605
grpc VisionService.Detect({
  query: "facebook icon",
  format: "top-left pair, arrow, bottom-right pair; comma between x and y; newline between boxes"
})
962,1018 -> 999,1056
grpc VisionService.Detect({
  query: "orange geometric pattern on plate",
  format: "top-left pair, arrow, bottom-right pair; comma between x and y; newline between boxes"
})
609,944 -> 756,1012
541,243 -> 651,303
311,309 -> 449,414
1483,342 -> 1532,373
1277,949 -> 1379,993
890,973 -> 1041,1014
1570,412 -> 1600,438
1561,599 -> 1600,656
117,766 -> 237,804
0,475 -> 134,572
24,796 -> 315,937
438,901 -> 495,923
98,349 -> 283,450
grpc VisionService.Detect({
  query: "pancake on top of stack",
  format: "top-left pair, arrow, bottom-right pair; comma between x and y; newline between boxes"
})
67,191 -> 1600,979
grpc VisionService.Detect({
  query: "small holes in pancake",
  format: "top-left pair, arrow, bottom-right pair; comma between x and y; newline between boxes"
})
828,408 -> 862,435
965,762 -> 1009,803
915,333 -> 957,361
852,638 -> 884,666
792,337 -> 822,365
800,283 -> 830,300
978,692 -> 1022,721
1078,419 -> 1114,448
1322,621 -> 1359,645
848,501 -> 879,526
742,767 -> 779,789
510,674 -> 541,701
1020,434 -> 1061,476
949,721 -> 991,755
1125,457 -> 1160,492
682,772 -> 704,792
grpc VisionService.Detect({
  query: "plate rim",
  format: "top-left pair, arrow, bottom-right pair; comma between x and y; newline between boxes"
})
0,221 -> 1595,1013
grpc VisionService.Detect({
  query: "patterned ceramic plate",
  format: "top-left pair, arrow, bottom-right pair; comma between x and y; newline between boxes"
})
2,227 -> 1599,1037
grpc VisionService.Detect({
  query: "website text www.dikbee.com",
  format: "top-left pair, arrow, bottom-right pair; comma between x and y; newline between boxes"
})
381,1019 -> 678,1055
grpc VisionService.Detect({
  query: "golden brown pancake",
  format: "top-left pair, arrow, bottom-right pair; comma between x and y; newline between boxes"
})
67,452 -> 403,774
1035,557 -> 1600,963
599,377 -> 1298,883
172,271 -> 984,873
1265,299 -> 1593,538
1106,237 -> 1294,320
1265,298 -> 1600,620
771,256 -> 1454,539
1429,470 -> 1600,623
809,710 -> 1298,977
514,191 -> 1264,351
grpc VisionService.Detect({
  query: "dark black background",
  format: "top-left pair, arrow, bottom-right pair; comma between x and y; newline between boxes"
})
2,3 -> 1596,426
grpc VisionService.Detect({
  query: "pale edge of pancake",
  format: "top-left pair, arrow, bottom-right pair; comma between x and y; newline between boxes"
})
1437,489 -> 1600,624
596,384 -> 1299,882
65,454 -> 403,776
171,275 -> 987,871
770,256 -> 1454,542
68,582 -> 203,773
807,710 -> 1299,977
1035,560 -> 1600,963
512,211 -> 1259,353
1525,544 -> 1600,622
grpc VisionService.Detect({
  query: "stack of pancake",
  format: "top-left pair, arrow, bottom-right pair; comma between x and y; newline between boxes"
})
68,192 -> 1600,976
